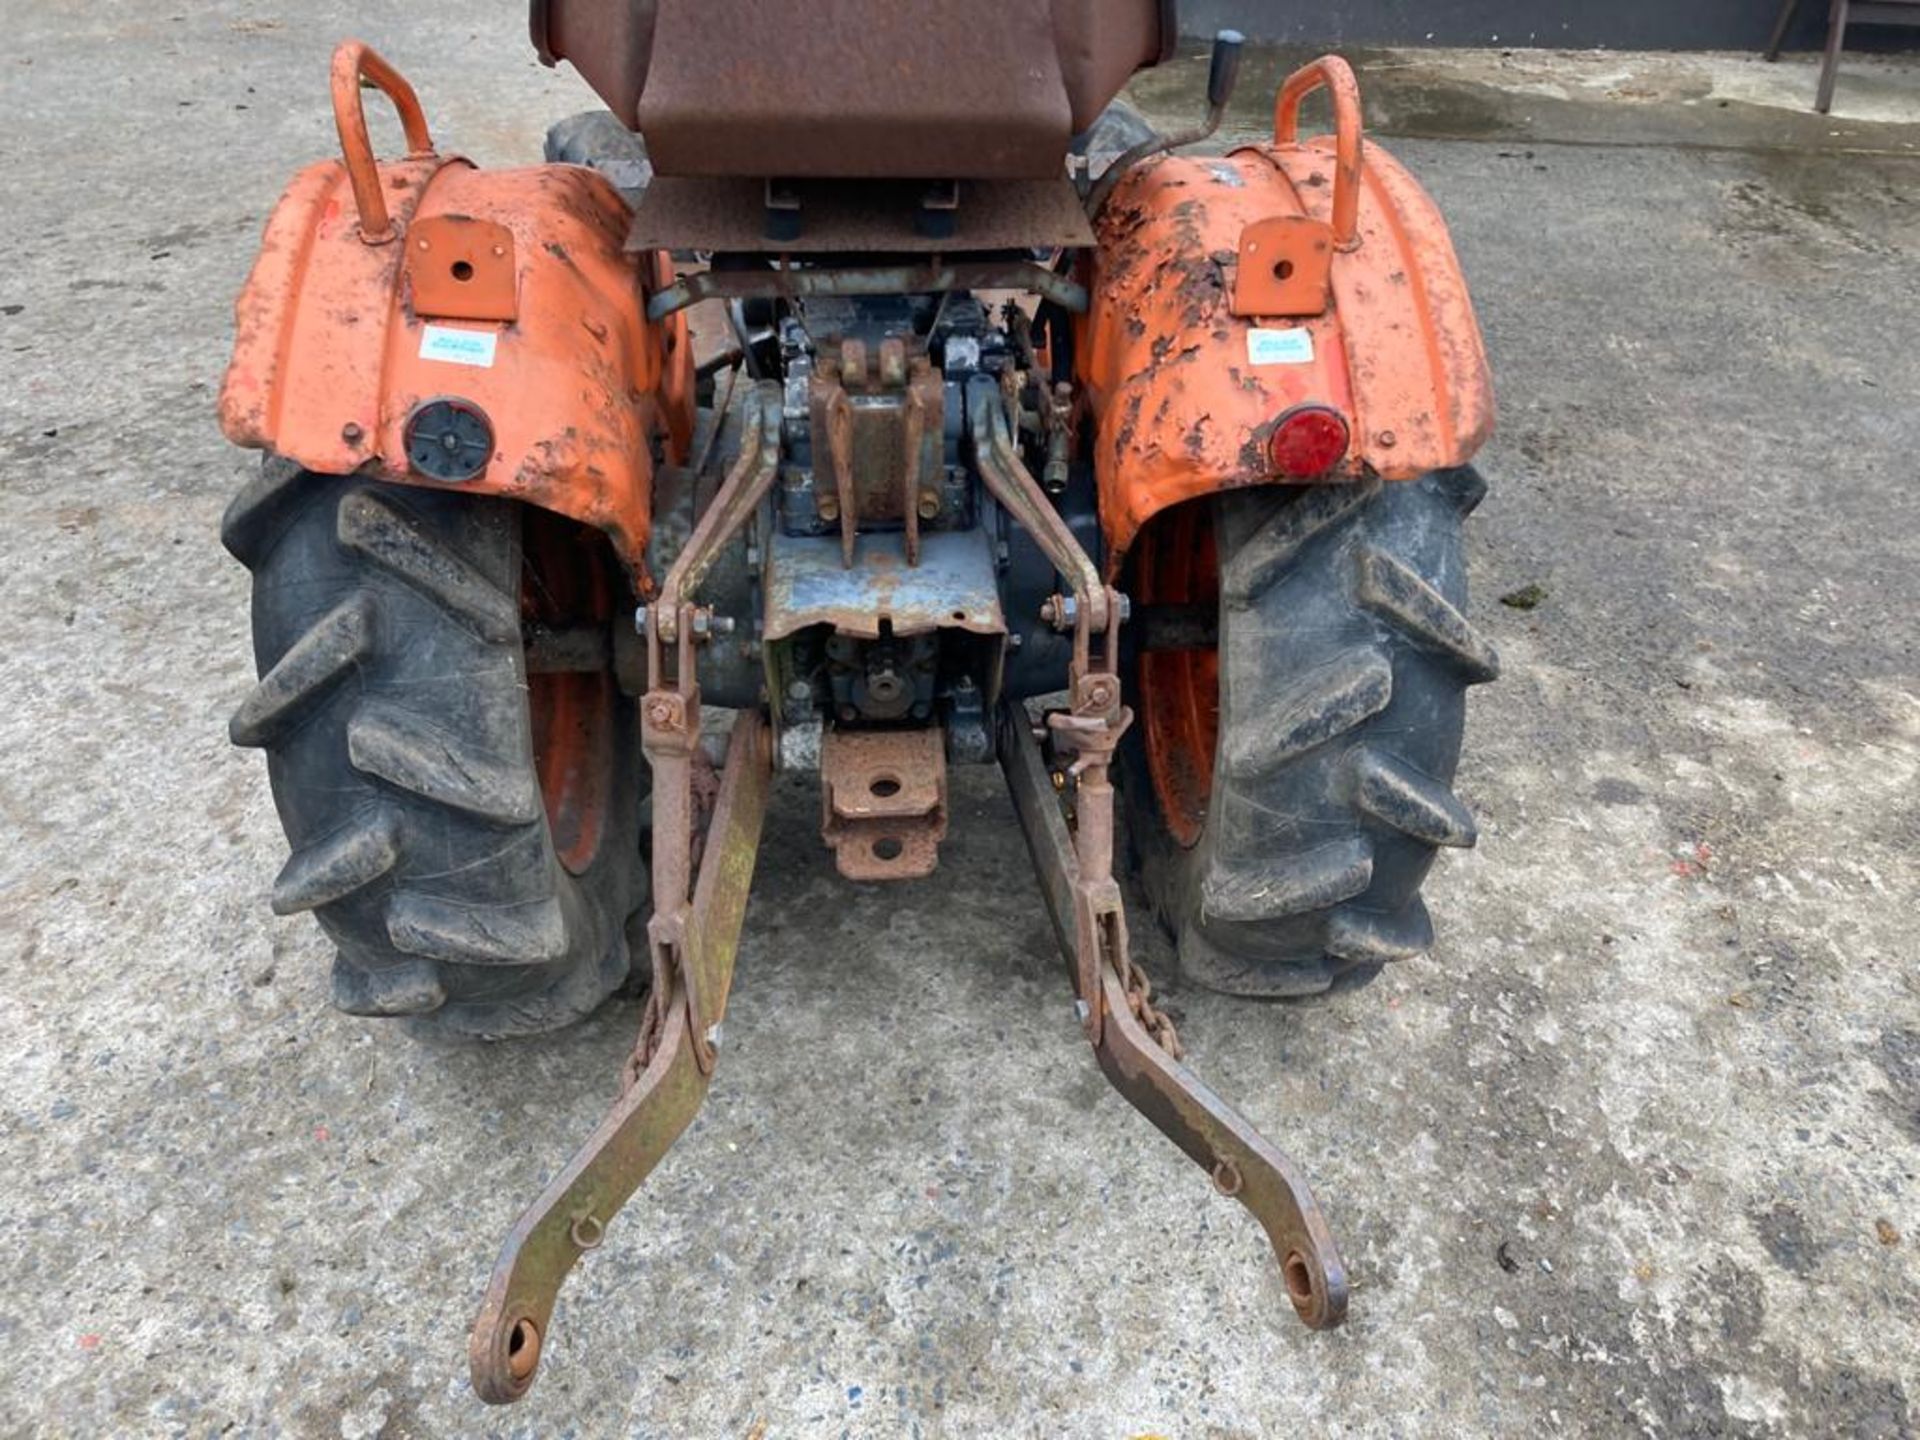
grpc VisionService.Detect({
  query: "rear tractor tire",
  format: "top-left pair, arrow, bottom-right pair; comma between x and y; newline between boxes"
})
544,111 -> 653,206
1124,471 -> 1498,996
222,463 -> 646,1037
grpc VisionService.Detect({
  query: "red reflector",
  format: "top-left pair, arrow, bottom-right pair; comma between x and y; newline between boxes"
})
1267,406 -> 1351,478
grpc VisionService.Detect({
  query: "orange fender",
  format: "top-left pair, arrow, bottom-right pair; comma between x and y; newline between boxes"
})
219,42 -> 684,582
1076,57 -> 1494,576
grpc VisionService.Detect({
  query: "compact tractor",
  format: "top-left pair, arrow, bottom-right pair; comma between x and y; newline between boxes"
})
220,0 -> 1496,1402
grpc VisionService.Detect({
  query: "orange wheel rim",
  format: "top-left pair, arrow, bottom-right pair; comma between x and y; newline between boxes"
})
523,513 -> 617,875
1135,503 -> 1219,849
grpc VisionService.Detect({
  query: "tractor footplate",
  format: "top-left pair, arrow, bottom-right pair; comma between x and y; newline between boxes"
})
821,726 -> 948,880
468,711 -> 771,1403
997,700 -> 1351,1330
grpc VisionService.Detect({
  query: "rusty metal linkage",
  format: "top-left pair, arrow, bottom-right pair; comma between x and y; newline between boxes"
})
823,379 -> 857,567
471,383 -> 787,1404
998,700 -> 1350,1331
469,710 -> 772,1403
808,336 -> 944,571
969,376 -> 1109,638
649,381 -> 783,643
472,334 -> 1342,1407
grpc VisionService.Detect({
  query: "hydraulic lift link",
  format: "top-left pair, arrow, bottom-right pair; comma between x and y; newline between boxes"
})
998,701 -> 1351,1330
473,386 -> 787,1404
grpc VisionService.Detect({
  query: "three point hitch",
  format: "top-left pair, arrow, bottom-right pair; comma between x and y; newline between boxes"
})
468,387 -> 1348,1404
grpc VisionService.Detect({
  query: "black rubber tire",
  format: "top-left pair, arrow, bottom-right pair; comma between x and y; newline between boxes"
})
1124,471 -> 1498,996
222,463 -> 644,1037
1071,98 -> 1159,181
544,111 -> 653,206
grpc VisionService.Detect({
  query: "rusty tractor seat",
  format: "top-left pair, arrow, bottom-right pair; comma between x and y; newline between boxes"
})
532,0 -> 1176,181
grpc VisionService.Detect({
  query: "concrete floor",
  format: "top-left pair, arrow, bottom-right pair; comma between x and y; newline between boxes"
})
3,7 -> 1918,1437
1139,40 -> 1920,149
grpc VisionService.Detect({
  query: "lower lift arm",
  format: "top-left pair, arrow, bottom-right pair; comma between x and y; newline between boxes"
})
469,711 -> 771,1403
998,701 -> 1348,1329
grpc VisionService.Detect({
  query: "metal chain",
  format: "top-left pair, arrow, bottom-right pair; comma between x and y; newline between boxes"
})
1120,953 -> 1183,1060
624,992 -> 664,1091
623,742 -> 724,1092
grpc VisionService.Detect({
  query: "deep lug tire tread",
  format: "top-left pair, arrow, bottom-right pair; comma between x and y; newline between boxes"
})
229,594 -> 375,748
345,703 -> 543,827
228,468 -> 642,1037
1127,468 -> 1493,996
544,111 -> 655,205
335,487 -> 521,644
270,810 -> 402,916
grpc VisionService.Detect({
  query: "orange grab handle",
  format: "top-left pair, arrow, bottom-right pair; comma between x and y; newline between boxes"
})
330,41 -> 435,244
1274,56 -> 1364,251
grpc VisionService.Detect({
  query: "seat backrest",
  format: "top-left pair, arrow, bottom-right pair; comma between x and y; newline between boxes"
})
534,0 -> 1173,181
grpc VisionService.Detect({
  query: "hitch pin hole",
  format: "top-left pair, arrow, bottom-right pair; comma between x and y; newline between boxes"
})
506,1318 -> 540,1381
1283,1251 -> 1316,1307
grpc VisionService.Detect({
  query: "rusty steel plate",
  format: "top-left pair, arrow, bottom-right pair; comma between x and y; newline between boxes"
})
763,527 -> 1006,642
626,176 -> 1095,254
821,726 -> 948,882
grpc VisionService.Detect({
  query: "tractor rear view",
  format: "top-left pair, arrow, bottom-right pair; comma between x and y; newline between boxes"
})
218,1 -> 1495,1402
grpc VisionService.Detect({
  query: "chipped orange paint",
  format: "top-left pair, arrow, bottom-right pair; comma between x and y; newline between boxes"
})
219,42 -> 686,583
1075,57 -> 1495,576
